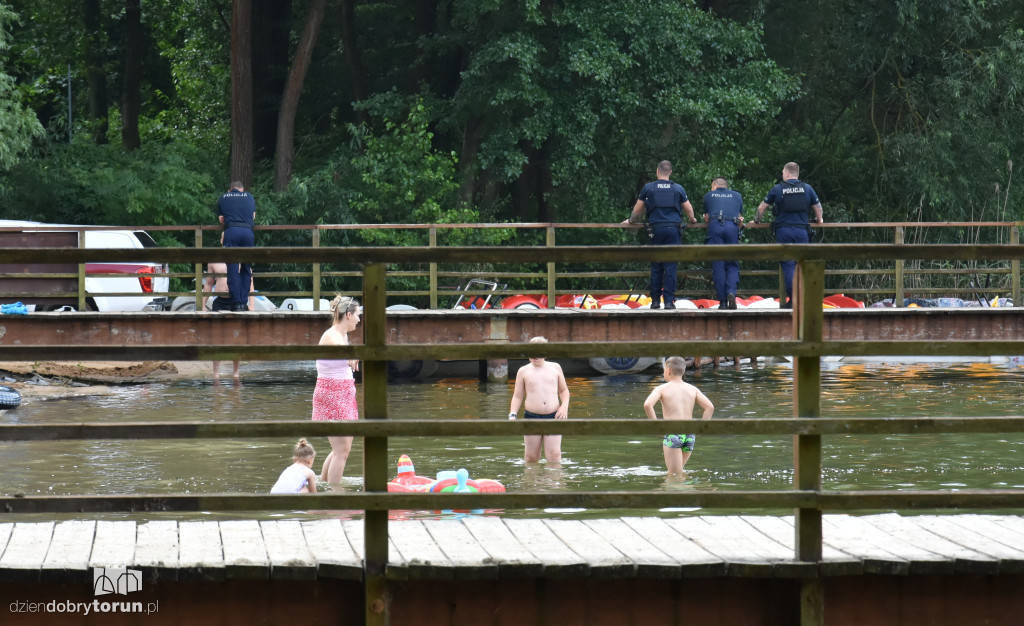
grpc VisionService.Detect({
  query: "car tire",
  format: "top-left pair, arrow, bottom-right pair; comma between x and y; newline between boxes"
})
0,385 -> 21,409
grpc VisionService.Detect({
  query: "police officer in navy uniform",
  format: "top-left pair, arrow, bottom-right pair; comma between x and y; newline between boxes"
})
623,160 -> 697,309
702,177 -> 744,309
753,162 -> 823,308
216,181 -> 257,311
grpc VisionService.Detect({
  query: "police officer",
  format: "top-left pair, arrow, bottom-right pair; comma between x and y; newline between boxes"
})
753,162 -> 823,308
623,160 -> 697,309
216,181 -> 257,311
702,177 -> 744,309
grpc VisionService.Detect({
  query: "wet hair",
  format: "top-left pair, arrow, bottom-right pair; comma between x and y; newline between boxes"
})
657,160 -> 672,176
665,356 -> 687,377
330,295 -> 360,325
712,176 -> 729,188
293,438 -> 315,461
783,162 -> 800,178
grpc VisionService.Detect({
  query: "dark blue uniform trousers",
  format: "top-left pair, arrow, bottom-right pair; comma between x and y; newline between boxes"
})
649,223 -> 681,305
705,221 -> 740,302
222,226 -> 255,308
775,225 -> 809,297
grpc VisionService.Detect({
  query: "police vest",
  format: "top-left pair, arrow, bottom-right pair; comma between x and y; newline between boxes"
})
643,181 -> 683,224
703,189 -> 742,221
773,180 -> 810,226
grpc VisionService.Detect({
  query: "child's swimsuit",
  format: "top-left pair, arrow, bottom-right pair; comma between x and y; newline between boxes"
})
663,434 -> 695,451
524,410 -> 557,419
270,463 -> 310,494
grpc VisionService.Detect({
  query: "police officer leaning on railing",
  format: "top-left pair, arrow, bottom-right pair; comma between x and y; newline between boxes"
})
623,160 -> 697,310
752,162 -> 824,309
702,176 -> 744,310
216,181 -> 257,312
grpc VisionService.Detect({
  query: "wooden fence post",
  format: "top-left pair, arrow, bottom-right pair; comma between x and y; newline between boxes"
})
546,226 -> 556,308
362,263 -> 390,626
77,229 -> 87,311
312,227 -> 322,311
894,226 -> 905,306
794,259 -> 824,626
429,227 -> 438,309
194,226 -> 204,311
1012,225 -> 1020,307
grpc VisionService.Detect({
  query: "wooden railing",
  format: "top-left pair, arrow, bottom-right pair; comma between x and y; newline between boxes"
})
2,243 -> 1024,626
1,221 -> 1021,310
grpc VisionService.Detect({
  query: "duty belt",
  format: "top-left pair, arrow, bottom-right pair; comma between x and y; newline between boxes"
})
225,221 -> 254,230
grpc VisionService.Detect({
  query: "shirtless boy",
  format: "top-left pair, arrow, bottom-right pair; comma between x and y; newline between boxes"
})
508,337 -> 570,465
643,356 -> 714,474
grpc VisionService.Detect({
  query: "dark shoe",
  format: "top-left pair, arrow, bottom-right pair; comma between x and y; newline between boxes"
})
664,302 -> 676,310
232,302 -> 249,312
727,293 -> 737,310
649,302 -> 661,310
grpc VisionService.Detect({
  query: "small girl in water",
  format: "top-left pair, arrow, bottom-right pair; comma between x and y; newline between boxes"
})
270,438 -> 318,494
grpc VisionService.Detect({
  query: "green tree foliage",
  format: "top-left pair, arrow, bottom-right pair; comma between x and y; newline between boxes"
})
0,3 -> 43,171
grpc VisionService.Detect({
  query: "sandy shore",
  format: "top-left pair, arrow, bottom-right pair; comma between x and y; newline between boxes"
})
0,361 -> 215,401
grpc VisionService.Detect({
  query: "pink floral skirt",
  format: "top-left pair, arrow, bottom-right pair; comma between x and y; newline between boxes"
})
311,377 -> 359,421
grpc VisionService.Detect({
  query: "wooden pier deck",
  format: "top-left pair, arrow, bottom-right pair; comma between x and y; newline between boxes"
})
4,513 -> 1024,581
3,515 -> 1024,625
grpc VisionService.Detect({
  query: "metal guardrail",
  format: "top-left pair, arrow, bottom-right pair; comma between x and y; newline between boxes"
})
1,221 -> 1021,310
1,243 -> 1024,626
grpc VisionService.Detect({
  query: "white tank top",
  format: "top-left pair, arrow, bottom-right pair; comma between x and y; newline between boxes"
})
316,358 -> 353,379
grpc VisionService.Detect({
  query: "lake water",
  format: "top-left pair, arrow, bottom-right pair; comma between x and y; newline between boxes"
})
2,359 -> 1023,521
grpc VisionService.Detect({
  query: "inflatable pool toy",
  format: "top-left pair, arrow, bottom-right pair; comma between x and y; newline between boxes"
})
386,454 -> 434,492
386,455 -> 506,493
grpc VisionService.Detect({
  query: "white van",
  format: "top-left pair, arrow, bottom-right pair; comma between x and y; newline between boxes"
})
0,220 -> 170,312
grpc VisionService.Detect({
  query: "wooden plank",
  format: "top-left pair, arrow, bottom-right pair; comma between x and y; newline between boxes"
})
0,524 -> 12,560
219,520 -> 270,580
387,519 -> 454,580
504,519 -> 588,578
134,521 -> 179,582
942,515 -> 1024,573
542,519 -> 634,579
0,522 -> 53,582
584,518 -> 680,579
301,519 -> 363,580
90,521 -> 136,570
744,515 -> 862,576
911,515 -> 1016,574
863,514 -> 992,574
717,516 -> 817,578
341,519 -> 406,579
259,520 -> 317,580
177,521 -> 224,581
622,517 -> 727,577
459,517 -> 544,578
41,520 -> 95,582
422,519 -> 498,580
665,517 -> 773,577
822,515 -> 915,575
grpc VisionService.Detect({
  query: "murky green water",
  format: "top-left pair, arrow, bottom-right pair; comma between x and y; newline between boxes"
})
2,360 -> 1023,520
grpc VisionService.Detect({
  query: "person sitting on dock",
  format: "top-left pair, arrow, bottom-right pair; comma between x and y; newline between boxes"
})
508,337 -> 570,466
643,356 -> 714,475
270,438 -> 318,494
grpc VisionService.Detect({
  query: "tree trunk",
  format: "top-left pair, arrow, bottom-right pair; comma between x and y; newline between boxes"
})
274,0 -> 327,191
121,0 -> 142,151
252,0 -> 292,161
457,117 -> 484,205
83,0 -> 109,144
340,0 -> 368,122
231,0 -> 254,187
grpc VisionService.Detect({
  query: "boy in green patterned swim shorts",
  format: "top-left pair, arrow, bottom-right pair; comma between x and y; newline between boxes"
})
643,356 -> 714,475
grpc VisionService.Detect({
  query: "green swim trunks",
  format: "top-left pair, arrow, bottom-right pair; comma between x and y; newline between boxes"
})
663,434 -> 695,451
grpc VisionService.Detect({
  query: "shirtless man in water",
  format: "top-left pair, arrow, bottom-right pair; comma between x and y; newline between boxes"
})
643,356 -> 714,474
508,337 -> 570,465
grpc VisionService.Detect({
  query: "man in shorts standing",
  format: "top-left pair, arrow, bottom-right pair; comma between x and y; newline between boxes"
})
643,356 -> 714,474
508,337 -> 570,465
